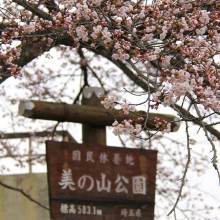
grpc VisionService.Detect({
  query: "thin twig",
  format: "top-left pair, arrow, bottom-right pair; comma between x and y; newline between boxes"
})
51,121 -> 60,140
87,64 -> 107,92
194,104 -> 220,183
174,209 -> 177,220
118,135 -> 126,148
167,121 -> 191,216
123,88 -> 147,96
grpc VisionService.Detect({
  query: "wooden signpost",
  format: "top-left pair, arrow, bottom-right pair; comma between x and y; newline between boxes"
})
46,141 -> 157,220
18,87 -> 180,220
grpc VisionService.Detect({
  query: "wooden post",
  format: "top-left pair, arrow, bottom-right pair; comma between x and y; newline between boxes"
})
39,87 -> 159,220
81,87 -> 106,145
28,137 -> 32,173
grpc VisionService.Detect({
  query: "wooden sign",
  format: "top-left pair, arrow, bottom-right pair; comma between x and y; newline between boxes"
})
46,141 -> 157,220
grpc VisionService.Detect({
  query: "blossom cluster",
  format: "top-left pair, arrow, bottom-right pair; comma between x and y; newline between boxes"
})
100,93 -> 172,135
112,119 -> 142,136
1,0 -> 220,113
100,94 -> 145,136
100,94 -> 136,115
153,117 -> 171,133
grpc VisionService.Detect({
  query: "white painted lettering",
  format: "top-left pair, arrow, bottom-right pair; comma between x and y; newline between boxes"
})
96,209 -> 102,216
72,150 -> 81,161
96,173 -> 111,193
136,209 -> 142,217
69,204 -> 76,214
60,204 -> 103,216
115,174 -> 129,193
128,209 -> 135,217
59,169 -> 76,191
78,175 -> 94,191
86,151 -> 95,163
60,203 -> 69,214
113,153 -> 121,165
99,152 -> 109,164
78,205 -> 82,214
92,206 -> 97,215
132,176 -> 147,195
120,208 -> 142,218
82,205 -> 87,214
125,154 -> 135,166
87,206 -> 91,215
121,208 -> 128,217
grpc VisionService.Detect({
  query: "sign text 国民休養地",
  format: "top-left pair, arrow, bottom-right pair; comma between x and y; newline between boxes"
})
72,149 -> 135,166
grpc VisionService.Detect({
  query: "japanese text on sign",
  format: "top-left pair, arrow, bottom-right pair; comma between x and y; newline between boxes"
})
72,150 -> 135,166
47,141 -> 157,220
59,203 -> 143,218
60,204 -> 102,216
59,168 -> 147,195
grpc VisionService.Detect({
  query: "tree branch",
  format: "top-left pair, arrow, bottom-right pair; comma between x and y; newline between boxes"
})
0,40 -> 50,83
167,121 -> 191,216
0,180 -> 49,211
0,34 -> 74,84
13,0 -> 52,21
173,104 -> 220,140
43,0 -> 59,13
95,51 -> 220,140
193,104 -> 220,182
1,31 -> 220,140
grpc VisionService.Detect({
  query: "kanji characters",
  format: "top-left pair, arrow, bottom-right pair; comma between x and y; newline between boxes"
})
115,174 -> 129,193
96,173 -> 111,193
132,176 -> 147,195
60,203 -> 69,214
125,154 -> 135,165
113,153 -> 121,165
86,151 -> 95,163
72,150 -> 81,161
59,204 -> 102,216
99,152 -> 109,164
71,149 -> 136,166
120,208 -> 142,218
58,169 -> 147,195
59,168 -> 76,191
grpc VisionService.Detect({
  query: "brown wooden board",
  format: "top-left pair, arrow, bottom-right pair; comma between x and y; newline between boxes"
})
46,141 -> 157,220
50,200 -> 154,220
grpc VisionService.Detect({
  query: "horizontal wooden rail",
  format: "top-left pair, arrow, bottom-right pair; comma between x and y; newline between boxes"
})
18,100 -> 180,132
0,130 -> 75,141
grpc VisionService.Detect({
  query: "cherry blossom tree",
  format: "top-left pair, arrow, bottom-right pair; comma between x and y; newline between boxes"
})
0,0 -> 220,219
